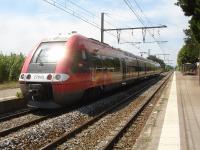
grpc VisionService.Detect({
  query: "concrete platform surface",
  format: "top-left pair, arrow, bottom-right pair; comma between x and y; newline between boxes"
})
133,72 -> 200,150
0,88 -> 20,101
158,72 -> 180,150
176,72 -> 200,150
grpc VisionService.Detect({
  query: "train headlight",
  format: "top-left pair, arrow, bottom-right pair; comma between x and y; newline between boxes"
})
47,74 -> 52,80
53,74 -> 69,82
20,74 -> 25,79
55,74 -> 61,80
26,74 -> 31,79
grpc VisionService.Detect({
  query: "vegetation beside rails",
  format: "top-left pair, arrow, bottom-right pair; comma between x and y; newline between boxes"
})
0,81 -> 19,90
16,91 -> 23,98
0,53 -> 24,83
147,55 -> 174,71
176,1 -> 200,69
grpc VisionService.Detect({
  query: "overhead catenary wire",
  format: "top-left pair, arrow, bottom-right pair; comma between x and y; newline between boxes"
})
132,0 -> 154,25
43,0 -> 100,29
123,0 -> 166,59
43,0 -> 118,32
42,0 -> 143,51
43,0 -> 140,49
44,0 -> 168,55
63,0 -> 118,29
123,0 -> 146,26
132,0 -> 164,43
132,0 -> 165,42
104,6 -> 164,46
99,0 -> 166,53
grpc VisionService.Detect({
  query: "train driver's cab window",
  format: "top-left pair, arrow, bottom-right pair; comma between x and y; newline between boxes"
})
81,50 -> 87,60
72,50 -> 89,73
31,42 -> 65,63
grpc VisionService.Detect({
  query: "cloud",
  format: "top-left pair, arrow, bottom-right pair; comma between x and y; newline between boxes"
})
0,13 -> 100,55
0,0 -> 190,66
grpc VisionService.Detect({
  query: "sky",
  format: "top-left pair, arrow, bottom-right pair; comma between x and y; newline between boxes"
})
0,0 -> 189,66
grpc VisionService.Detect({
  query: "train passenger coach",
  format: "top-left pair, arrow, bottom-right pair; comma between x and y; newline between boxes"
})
19,34 -> 161,108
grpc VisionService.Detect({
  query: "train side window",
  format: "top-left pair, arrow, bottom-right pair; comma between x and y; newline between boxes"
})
114,58 -> 120,72
90,54 -> 102,72
81,50 -> 87,60
71,50 -> 89,73
102,56 -> 115,72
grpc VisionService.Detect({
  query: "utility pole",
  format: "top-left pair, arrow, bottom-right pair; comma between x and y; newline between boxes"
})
101,12 -> 104,43
100,12 -> 167,43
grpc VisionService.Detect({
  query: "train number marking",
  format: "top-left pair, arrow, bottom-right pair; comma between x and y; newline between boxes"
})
33,75 -> 45,80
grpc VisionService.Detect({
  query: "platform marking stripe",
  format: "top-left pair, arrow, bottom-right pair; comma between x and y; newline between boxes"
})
158,73 -> 180,150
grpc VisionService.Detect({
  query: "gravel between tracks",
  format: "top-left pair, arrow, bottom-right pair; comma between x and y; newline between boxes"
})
56,83 -> 158,150
114,76 -> 168,150
0,90 -> 127,149
0,112 -> 44,132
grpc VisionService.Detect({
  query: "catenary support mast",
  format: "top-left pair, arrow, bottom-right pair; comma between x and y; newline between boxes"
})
100,12 -> 167,43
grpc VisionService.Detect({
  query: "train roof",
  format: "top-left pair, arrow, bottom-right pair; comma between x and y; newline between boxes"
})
88,37 -> 158,65
41,36 -> 68,43
40,34 -> 160,66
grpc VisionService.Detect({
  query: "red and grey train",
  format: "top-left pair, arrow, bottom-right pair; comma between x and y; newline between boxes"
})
19,34 -> 161,108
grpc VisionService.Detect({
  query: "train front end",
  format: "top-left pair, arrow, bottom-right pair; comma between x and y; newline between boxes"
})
19,37 -> 70,108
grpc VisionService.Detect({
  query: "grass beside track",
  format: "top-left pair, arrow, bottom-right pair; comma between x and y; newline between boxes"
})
0,81 -> 19,90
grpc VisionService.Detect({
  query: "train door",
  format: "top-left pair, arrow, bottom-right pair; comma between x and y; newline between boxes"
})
90,53 -> 103,85
102,55 -> 114,85
121,58 -> 126,80
136,58 -> 139,78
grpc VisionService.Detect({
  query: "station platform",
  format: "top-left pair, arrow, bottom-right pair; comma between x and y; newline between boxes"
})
133,72 -> 200,150
0,88 -> 20,101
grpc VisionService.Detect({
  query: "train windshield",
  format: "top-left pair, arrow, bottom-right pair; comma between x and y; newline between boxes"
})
31,42 -> 66,63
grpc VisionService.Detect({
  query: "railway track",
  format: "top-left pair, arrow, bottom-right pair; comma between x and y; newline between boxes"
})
0,108 -> 37,122
0,73 -> 169,149
0,113 -> 50,137
0,109 -> 56,137
103,73 -> 171,150
0,108 -> 74,137
40,73 -> 171,150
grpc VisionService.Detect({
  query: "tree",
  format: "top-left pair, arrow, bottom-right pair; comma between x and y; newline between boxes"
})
165,65 -> 174,71
177,27 -> 200,68
175,0 -> 200,68
147,55 -> 166,69
176,0 -> 200,42
177,44 -> 199,68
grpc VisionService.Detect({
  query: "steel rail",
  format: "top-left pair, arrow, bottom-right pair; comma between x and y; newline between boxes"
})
0,115 -> 51,137
40,75 -> 164,150
102,73 -> 172,150
0,108 -> 38,122
0,105 -> 82,137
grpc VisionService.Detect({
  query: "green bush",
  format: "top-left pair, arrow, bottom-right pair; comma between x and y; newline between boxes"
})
0,53 -> 25,82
